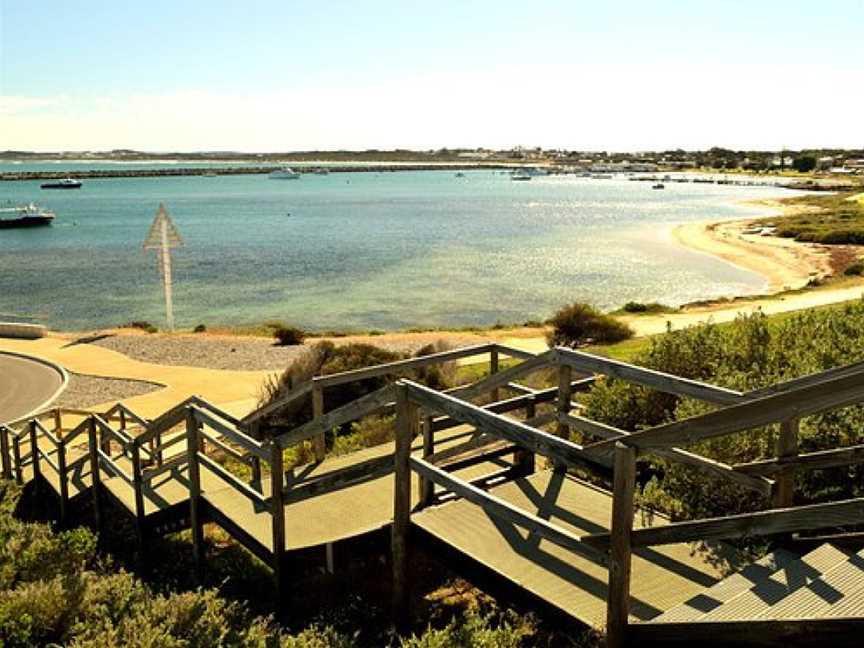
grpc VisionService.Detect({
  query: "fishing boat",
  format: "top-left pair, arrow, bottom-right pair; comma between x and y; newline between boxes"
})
40,178 -> 82,189
0,202 -> 56,228
652,183 -> 665,190
511,171 -> 532,181
269,167 -> 301,179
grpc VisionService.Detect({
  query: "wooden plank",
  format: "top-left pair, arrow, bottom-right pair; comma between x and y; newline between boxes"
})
312,383 -> 326,461
735,443 -> 864,477
427,431 -> 501,466
192,406 -> 268,459
492,343 -> 541,362
403,380 -> 604,470
241,381 -> 313,426
130,442 -> 147,548
556,347 -> 744,405
747,360 -> 864,399
0,426 -> 11,480
449,350 -> 557,402
392,384 -> 415,628
142,454 -> 188,482
88,418 -> 102,532
630,617 -> 864,647
490,347 -> 500,403
584,369 -> 864,459
410,456 -> 603,563
275,384 -> 395,449
420,414 -> 434,507
583,497 -> 864,549
559,412 -> 772,496
606,443 -> 636,648
555,364 -> 573,469
316,343 -> 493,388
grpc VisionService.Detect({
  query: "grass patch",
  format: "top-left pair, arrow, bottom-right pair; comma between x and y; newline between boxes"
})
757,191 -> 864,244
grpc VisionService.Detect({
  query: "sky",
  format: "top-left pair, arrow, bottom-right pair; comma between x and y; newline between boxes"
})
1,0 -> 862,153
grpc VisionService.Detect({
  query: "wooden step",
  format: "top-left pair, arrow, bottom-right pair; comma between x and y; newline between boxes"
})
652,548 -> 800,622
697,544 -> 852,622
757,548 -> 864,620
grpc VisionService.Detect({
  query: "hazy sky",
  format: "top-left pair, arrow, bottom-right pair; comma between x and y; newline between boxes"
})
1,0 -> 862,152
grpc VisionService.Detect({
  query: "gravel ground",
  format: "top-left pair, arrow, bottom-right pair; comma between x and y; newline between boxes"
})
54,373 -> 162,409
84,331 -> 486,371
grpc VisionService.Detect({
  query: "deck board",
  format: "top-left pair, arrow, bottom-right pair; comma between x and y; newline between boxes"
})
412,471 -> 739,627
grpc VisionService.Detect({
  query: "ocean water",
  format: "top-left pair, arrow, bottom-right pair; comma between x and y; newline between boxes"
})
0,168 -> 792,331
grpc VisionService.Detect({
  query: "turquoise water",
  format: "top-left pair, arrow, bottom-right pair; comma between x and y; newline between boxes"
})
0,168 -> 791,331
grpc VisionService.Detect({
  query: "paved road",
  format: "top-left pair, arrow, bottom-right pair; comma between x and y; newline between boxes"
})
0,353 -> 64,423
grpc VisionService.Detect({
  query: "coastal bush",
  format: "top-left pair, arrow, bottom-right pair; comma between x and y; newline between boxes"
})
121,321 -> 157,334
273,325 -> 306,346
193,323 -> 207,333
546,303 -> 634,348
844,262 -> 864,276
620,302 -> 672,314
583,302 -> 864,522
260,341 -> 456,439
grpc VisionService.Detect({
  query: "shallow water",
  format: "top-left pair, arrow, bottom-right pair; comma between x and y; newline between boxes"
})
0,168 -> 791,330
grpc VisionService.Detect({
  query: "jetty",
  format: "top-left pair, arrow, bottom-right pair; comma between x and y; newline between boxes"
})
4,343 -> 864,646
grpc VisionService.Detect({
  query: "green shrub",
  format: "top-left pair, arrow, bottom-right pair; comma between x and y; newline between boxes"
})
546,303 -> 634,348
273,325 -> 306,346
845,262 -> 864,276
193,324 -> 207,333
121,321 -> 157,334
583,302 -> 864,522
621,302 -> 672,314
401,609 -> 531,648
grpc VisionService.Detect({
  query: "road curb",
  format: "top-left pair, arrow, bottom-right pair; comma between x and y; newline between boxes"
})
0,350 -> 70,424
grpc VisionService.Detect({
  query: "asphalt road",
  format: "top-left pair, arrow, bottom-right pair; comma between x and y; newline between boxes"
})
0,353 -> 64,423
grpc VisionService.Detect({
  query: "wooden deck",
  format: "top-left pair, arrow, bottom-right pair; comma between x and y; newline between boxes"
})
413,470 -> 735,627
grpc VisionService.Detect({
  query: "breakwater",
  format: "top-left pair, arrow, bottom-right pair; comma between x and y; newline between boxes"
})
0,163 -> 512,182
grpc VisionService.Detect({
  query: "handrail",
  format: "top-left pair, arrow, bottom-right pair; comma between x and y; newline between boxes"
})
313,343 -> 495,389
32,419 -> 61,448
491,343 -> 541,362
60,417 -> 92,446
733,442 -> 864,477
401,380 -> 597,469
274,384 -> 396,449
582,496 -> 864,550
409,455 -> 604,563
199,428 -> 252,464
136,400 -> 192,445
197,452 -> 270,507
242,381 -> 314,426
142,454 -> 188,482
449,349 -> 556,402
584,368 -> 864,460
97,448 -> 135,485
191,406 -> 268,459
555,347 -> 745,406
92,415 -> 134,451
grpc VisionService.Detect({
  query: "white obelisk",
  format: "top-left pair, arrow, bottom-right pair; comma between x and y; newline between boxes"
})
143,203 -> 184,331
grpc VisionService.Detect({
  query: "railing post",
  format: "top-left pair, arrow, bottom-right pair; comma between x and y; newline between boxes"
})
249,422 -> 263,491
57,436 -> 69,523
514,396 -> 537,476
419,414 -> 434,507
13,435 -> 23,485
29,420 -> 41,492
130,439 -> 147,553
392,383 -> 415,630
53,409 -> 62,435
0,426 -> 11,480
555,364 -> 573,470
87,417 -> 102,533
607,442 -> 636,648
490,347 -> 500,403
773,417 -> 799,509
270,441 -> 287,610
312,382 -> 326,462
119,408 -> 127,432
186,408 -> 205,578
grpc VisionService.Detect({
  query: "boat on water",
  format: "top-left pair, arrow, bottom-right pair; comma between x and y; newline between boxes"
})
652,183 -> 665,190
40,178 -> 82,189
312,167 -> 330,175
269,167 -> 301,179
455,172 -> 465,178
0,202 -> 56,228
511,171 -> 532,181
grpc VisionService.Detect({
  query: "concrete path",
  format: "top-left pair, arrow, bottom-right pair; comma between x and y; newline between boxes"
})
0,336 -> 272,419
0,352 -> 65,423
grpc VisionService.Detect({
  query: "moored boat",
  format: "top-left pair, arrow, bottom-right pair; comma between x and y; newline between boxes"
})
40,178 -> 82,189
0,202 -> 56,228
269,167 -> 301,179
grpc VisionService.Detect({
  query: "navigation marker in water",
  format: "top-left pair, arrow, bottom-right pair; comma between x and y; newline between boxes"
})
143,203 -> 184,331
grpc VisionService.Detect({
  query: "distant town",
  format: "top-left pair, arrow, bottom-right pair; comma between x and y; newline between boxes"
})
3,147 -> 864,176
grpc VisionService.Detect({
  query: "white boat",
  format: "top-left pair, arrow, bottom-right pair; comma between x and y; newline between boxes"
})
0,202 -> 56,228
269,167 -> 301,179
511,171 -> 532,181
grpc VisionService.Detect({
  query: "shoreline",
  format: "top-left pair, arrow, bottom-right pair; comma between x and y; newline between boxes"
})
672,198 -> 837,294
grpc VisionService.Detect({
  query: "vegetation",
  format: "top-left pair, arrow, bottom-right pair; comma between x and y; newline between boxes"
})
792,155 -> 817,173
618,302 -> 674,315
761,192 -> 864,245
272,324 -> 307,346
120,321 -> 157,334
193,323 -> 207,333
845,261 -> 864,276
583,301 -> 864,523
546,302 -> 634,348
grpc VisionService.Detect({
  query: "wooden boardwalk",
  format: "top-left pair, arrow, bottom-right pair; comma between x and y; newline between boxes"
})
6,342 -> 864,647
413,470 -> 734,627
